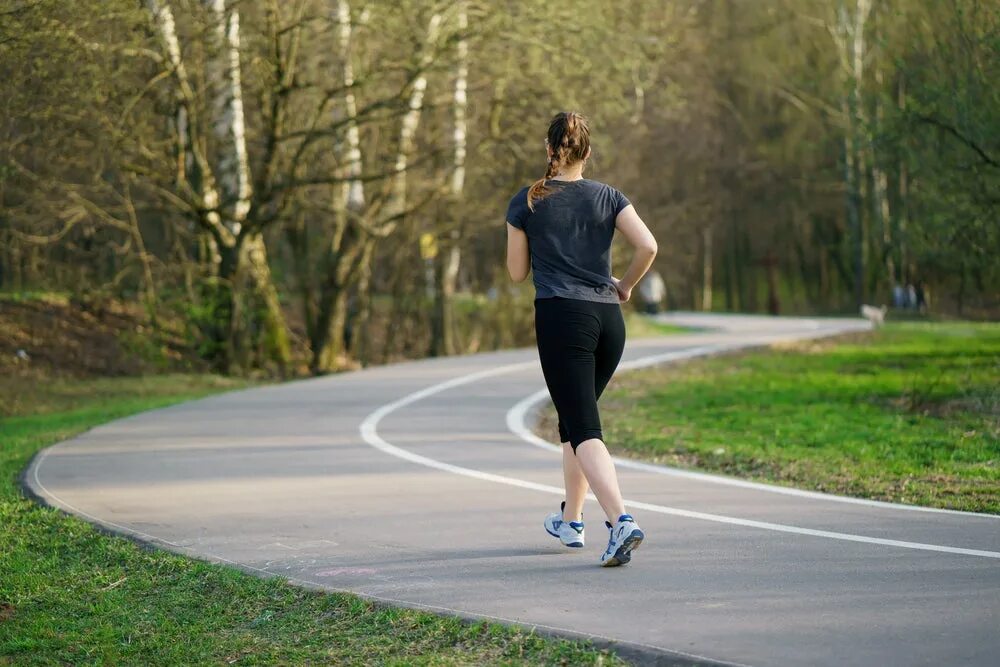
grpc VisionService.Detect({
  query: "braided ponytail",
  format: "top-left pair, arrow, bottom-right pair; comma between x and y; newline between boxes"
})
526,111 -> 591,211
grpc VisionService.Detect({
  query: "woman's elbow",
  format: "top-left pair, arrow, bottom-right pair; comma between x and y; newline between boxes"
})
641,238 -> 658,257
506,263 -> 529,283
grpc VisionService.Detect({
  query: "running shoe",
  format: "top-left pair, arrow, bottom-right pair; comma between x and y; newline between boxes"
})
543,501 -> 585,548
600,514 -> 644,567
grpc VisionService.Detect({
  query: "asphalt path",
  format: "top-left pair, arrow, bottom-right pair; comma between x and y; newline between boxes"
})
22,313 -> 1000,666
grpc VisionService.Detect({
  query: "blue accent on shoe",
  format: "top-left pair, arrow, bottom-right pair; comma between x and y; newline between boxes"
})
601,520 -> 644,567
546,504 -> 585,547
617,514 -> 634,523
614,528 -> 644,563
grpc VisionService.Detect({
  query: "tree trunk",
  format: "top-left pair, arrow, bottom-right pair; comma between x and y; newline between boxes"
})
897,73 -> 909,284
310,220 -> 364,374
869,4 -> 894,298
336,0 -> 366,214
835,0 -> 872,309
348,239 -> 376,365
148,0 -> 290,372
431,236 -> 461,356
701,226 -> 713,312
204,0 -> 252,224
245,234 -> 290,373
431,2 -> 467,357
308,0 -> 367,373
315,288 -> 350,372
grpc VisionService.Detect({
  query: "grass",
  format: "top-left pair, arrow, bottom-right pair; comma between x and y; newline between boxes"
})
0,375 -> 622,665
542,322 -> 1000,513
622,311 -> 687,338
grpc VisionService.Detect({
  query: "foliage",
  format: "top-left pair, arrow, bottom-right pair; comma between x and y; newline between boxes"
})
1,0 -> 998,374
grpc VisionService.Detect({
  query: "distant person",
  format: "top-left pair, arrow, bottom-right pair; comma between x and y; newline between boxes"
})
638,269 -> 666,314
916,282 -> 928,314
893,284 -> 906,309
504,111 -> 656,567
907,283 -> 917,310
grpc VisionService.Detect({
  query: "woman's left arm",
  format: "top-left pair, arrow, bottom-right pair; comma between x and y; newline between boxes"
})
506,222 -> 530,282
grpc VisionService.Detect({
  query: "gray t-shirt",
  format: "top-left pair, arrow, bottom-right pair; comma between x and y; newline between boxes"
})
505,178 -> 631,304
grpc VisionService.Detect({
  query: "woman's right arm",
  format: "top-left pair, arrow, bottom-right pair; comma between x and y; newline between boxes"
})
506,222 -> 531,282
612,205 -> 658,302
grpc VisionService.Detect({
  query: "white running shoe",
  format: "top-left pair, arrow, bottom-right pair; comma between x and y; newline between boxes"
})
543,501 -> 585,548
600,514 -> 644,567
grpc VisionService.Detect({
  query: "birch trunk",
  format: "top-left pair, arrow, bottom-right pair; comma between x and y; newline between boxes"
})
431,2 -> 467,357
311,4 -> 442,371
389,11 -> 442,221
854,0 -> 873,307
309,0 -> 367,373
869,4 -> 895,295
204,0 -> 289,371
337,0 -> 366,215
204,0 -> 253,226
351,8 -> 441,363
834,0 -> 871,308
146,0 -> 225,242
149,0 -> 289,371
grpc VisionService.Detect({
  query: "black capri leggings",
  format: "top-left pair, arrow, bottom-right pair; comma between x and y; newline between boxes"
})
533,296 -> 626,452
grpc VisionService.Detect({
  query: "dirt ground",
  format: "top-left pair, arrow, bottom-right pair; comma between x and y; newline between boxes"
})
0,295 -> 206,380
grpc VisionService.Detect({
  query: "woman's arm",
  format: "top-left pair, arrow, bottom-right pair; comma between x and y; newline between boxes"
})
506,222 -> 530,282
612,205 -> 657,302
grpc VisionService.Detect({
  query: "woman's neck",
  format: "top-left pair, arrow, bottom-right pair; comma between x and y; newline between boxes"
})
550,163 -> 585,181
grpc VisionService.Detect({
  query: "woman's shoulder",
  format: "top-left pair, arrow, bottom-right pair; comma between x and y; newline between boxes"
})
505,186 -> 532,228
506,186 -> 531,212
581,178 -> 625,194
581,179 -> 631,214
509,185 -> 531,201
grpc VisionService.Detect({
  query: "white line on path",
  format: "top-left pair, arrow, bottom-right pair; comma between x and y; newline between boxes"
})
359,345 -> 1000,561
507,347 -> 1000,520
28,444 -> 750,667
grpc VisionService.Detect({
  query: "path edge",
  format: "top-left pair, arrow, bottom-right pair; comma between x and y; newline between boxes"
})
17,450 -> 738,667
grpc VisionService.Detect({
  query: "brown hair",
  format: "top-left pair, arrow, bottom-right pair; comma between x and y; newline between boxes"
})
526,111 -> 591,211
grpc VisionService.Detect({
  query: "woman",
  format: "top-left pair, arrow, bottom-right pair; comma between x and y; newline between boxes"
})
505,111 -> 658,567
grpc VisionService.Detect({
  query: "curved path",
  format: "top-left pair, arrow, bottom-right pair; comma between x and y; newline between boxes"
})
23,314 -> 1000,667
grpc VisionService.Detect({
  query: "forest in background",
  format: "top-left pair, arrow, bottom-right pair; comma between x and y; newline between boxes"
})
1,0 -> 997,375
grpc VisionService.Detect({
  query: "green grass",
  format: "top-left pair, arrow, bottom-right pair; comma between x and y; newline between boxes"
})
0,290 -> 72,304
622,311 -> 687,338
549,322 -> 999,513
0,375 -> 622,665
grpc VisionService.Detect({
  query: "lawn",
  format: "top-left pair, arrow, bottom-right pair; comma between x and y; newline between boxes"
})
544,322 -> 999,513
0,375 -> 622,665
622,311 -> 687,338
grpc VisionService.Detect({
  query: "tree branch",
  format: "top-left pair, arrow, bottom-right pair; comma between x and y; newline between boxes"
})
915,114 -> 1000,169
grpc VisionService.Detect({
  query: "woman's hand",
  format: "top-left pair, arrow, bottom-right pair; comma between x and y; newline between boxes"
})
611,277 -> 631,302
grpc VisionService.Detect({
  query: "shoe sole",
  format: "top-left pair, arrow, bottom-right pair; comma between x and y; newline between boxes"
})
601,528 -> 644,567
545,522 -> 584,548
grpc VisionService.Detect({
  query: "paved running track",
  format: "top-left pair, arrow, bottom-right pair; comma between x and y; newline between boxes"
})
22,313 -> 1000,667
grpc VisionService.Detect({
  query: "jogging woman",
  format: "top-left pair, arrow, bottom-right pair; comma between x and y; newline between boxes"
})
505,111 -> 658,567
